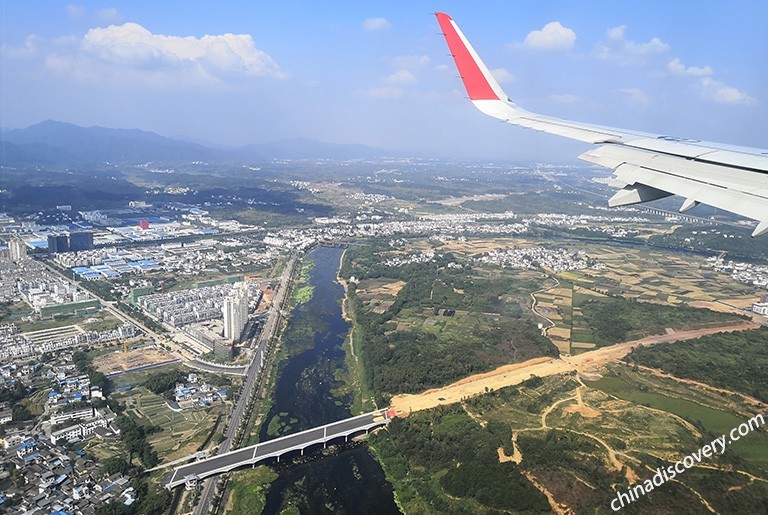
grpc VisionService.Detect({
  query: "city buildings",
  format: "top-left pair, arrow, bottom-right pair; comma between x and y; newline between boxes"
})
752,302 -> 768,316
46,232 -> 94,254
47,234 -> 69,254
223,282 -> 249,343
8,239 -> 26,263
68,232 -> 94,252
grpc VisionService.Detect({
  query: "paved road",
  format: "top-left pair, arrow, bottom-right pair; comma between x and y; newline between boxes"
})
40,260 -> 167,342
187,359 -> 246,376
165,410 -> 389,489
192,254 -> 297,514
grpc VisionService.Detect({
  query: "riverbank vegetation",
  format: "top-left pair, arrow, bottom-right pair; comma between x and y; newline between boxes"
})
224,467 -> 278,515
369,403 -> 551,513
291,259 -> 315,306
341,244 -> 558,403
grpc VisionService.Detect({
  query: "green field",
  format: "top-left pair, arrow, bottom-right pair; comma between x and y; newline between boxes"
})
369,373 -> 761,513
124,386 -> 229,461
225,467 -> 278,515
588,374 -> 768,468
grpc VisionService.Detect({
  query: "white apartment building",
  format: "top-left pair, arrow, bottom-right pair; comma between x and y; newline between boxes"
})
222,282 -> 249,343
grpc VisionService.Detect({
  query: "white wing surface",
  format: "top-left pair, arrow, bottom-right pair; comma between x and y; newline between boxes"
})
435,12 -> 768,237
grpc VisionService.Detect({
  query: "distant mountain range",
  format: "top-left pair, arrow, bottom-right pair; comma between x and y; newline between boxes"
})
0,120 -> 391,166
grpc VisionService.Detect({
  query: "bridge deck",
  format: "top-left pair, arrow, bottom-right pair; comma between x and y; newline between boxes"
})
164,409 -> 389,489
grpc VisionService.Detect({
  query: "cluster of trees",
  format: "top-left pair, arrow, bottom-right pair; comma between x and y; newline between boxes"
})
0,381 -> 34,420
72,350 -> 109,393
93,456 -> 173,515
580,298 -> 744,346
344,254 -> 557,400
516,429 -> 626,508
369,404 -> 550,512
650,226 -> 767,261
89,398 -> 172,513
0,301 -> 16,322
355,319 -> 556,400
81,280 -> 118,301
0,381 -> 27,404
144,369 -> 187,396
114,415 -> 160,468
116,302 -> 166,334
627,328 -> 768,402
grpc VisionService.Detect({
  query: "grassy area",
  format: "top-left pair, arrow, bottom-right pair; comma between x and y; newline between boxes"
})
265,411 -> 299,437
0,300 -> 33,324
626,328 -> 768,403
340,307 -> 377,414
14,308 -> 113,333
121,385 -> 230,462
374,371 -> 768,513
589,375 -> 744,433
587,373 -> 768,468
225,467 -> 278,515
292,285 -> 314,305
104,363 -> 236,463
287,258 -> 315,308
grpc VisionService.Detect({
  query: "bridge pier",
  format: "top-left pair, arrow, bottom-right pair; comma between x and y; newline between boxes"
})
184,475 -> 199,490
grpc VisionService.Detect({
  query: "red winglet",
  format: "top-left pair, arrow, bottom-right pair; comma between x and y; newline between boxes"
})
435,12 -> 499,101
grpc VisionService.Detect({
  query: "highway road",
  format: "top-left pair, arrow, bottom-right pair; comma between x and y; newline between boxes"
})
187,359 -> 246,375
192,253 -> 297,514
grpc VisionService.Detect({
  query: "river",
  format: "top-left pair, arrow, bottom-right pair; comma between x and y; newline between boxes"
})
260,246 -> 400,514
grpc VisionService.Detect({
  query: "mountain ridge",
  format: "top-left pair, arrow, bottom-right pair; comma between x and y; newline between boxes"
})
1,120 -> 393,165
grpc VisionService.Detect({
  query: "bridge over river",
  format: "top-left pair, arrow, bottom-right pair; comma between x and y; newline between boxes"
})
163,409 -> 390,490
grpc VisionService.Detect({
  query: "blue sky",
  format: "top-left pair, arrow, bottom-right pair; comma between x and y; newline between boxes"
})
2,1 -> 767,160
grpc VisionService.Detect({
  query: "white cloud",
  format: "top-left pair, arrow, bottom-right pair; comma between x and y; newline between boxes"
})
96,8 -> 122,23
617,87 -> 650,105
365,86 -> 403,99
362,17 -> 391,31
700,78 -> 753,105
3,34 -> 44,58
490,68 -> 515,84
665,58 -> 751,105
520,21 -> 576,51
386,69 -> 417,85
65,4 -> 86,19
40,22 -> 284,85
548,93 -> 580,104
667,57 -> 712,77
386,54 -> 430,69
594,25 -> 669,63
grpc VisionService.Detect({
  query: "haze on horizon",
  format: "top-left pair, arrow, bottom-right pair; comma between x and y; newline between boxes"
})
2,1 -> 767,161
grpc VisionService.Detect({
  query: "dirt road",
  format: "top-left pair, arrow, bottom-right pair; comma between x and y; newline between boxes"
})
389,321 -> 758,416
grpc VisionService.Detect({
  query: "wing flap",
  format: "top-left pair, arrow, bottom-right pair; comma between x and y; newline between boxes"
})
623,139 -> 768,173
582,145 -> 768,226
615,165 -> 768,226
580,145 -> 768,194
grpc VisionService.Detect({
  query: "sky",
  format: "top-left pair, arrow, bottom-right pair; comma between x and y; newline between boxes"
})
2,1 -> 767,161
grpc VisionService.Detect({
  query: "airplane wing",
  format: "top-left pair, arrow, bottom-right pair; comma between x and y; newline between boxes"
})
435,12 -> 768,237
